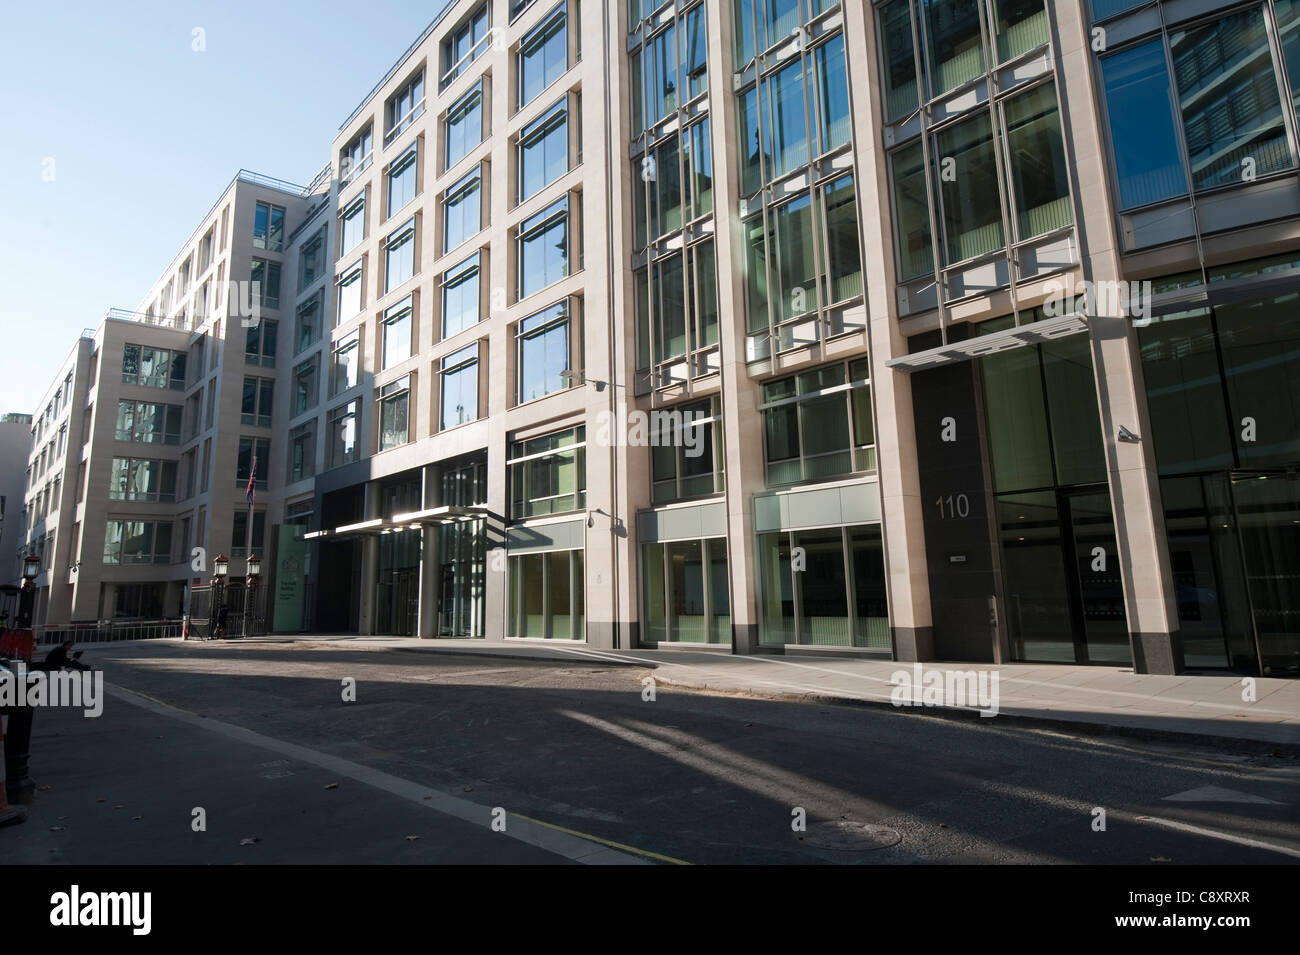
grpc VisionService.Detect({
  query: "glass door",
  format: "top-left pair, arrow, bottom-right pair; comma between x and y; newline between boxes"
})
1231,471 -> 1300,676
1065,490 -> 1130,664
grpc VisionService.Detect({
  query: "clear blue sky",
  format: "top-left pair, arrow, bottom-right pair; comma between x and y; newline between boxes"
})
0,0 -> 448,416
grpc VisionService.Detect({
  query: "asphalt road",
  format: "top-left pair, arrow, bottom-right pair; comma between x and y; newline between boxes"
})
3,639 -> 1298,865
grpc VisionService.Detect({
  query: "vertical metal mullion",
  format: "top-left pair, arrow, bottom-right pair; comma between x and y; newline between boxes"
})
909,0 -> 950,343
842,526 -> 856,648
790,531 -> 803,644
701,537 -> 713,644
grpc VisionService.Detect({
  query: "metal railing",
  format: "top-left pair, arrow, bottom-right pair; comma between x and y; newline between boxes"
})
33,619 -> 183,646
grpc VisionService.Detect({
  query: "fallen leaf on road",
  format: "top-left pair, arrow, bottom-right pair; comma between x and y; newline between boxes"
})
132,816 -> 143,821
112,804 -> 124,809
463,786 -> 473,792
1150,856 -> 1172,863
96,798 -> 106,803
406,835 -> 419,841
240,837 -> 261,846
38,785 -> 52,792
423,795 -> 432,800
49,826 -> 64,832
324,782 -> 340,790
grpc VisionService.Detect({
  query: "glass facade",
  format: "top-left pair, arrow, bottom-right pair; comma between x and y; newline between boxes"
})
1137,282 -> 1300,675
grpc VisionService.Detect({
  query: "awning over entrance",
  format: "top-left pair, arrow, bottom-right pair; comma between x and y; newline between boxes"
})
304,505 -> 491,541
885,312 -> 1089,372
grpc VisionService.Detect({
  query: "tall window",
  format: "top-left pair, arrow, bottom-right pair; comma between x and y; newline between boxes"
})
519,7 -> 568,109
635,238 -> 718,370
440,343 -> 480,430
327,401 -> 359,468
384,220 -> 417,293
340,196 -> 366,256
379,376 -> 411,451
518,196 -> 570,300
632,119 -> 713,250
744,174 -> 862,334
288,421 -> 317,483
1099,40 -> 1188,209
331,331 -> 360,396
240,377 -> 275,428
442,253 -> 482,339
382,299 -> 413,369
516,300 -> 573,403
295,292 -> 322,353
299,228 -> 325,290
508,426 -> 585,518
518,100 -> 569,202
387,146 -> 419,218
340,124 -> 373,182
737,30 -> 849,191
386,69 -> 425,141
649,397 -> 724,502
250,259 -> 281,309
1172,7 -> 1290,191
231,510 -> 266,560
294,355 -> 319,415
442,3 -> 490,89
337,265 -> 363,325
761,359 -> 875,485
444,167 -> 483,253
446,84 -> 485,170
253,202 -> 285,252
236,437 -> 271,487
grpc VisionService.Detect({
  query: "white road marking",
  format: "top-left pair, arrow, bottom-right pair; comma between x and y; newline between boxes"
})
1162,785 -> 1282,805
1135,815 -> 1300,858
103,683 -> 650,865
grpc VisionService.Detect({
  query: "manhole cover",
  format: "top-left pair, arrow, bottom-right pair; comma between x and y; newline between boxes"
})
801,821 -> 901,851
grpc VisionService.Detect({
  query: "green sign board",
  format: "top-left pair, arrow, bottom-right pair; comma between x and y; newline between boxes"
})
273,526 -> 309,632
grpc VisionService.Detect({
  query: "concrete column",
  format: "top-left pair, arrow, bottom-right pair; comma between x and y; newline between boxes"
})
842,0 -> 934,661
708,0 -> 766,654
1054,3 -> 1181,673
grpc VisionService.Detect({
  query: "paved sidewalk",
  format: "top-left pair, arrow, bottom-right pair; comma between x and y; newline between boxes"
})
184,635 -> 1300,751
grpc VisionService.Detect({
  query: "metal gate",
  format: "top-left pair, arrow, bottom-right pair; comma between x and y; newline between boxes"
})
188,583 -> 268,639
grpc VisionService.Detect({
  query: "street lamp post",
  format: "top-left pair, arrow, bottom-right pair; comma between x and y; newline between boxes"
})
16,552 -> 41,629
210,555 -> 228,639
243,554 -> 261,638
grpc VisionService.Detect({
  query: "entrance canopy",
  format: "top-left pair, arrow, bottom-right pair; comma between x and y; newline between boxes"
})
304,505 -> 491,541
886,312 -> 1089,372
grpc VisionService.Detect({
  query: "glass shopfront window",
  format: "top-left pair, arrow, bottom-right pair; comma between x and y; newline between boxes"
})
508,549 -> 584,639
757,523 -> 887,648
642,538 -> 730,644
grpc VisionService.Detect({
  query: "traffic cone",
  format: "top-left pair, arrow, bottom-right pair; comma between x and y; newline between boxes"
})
0,712 -> 29,827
